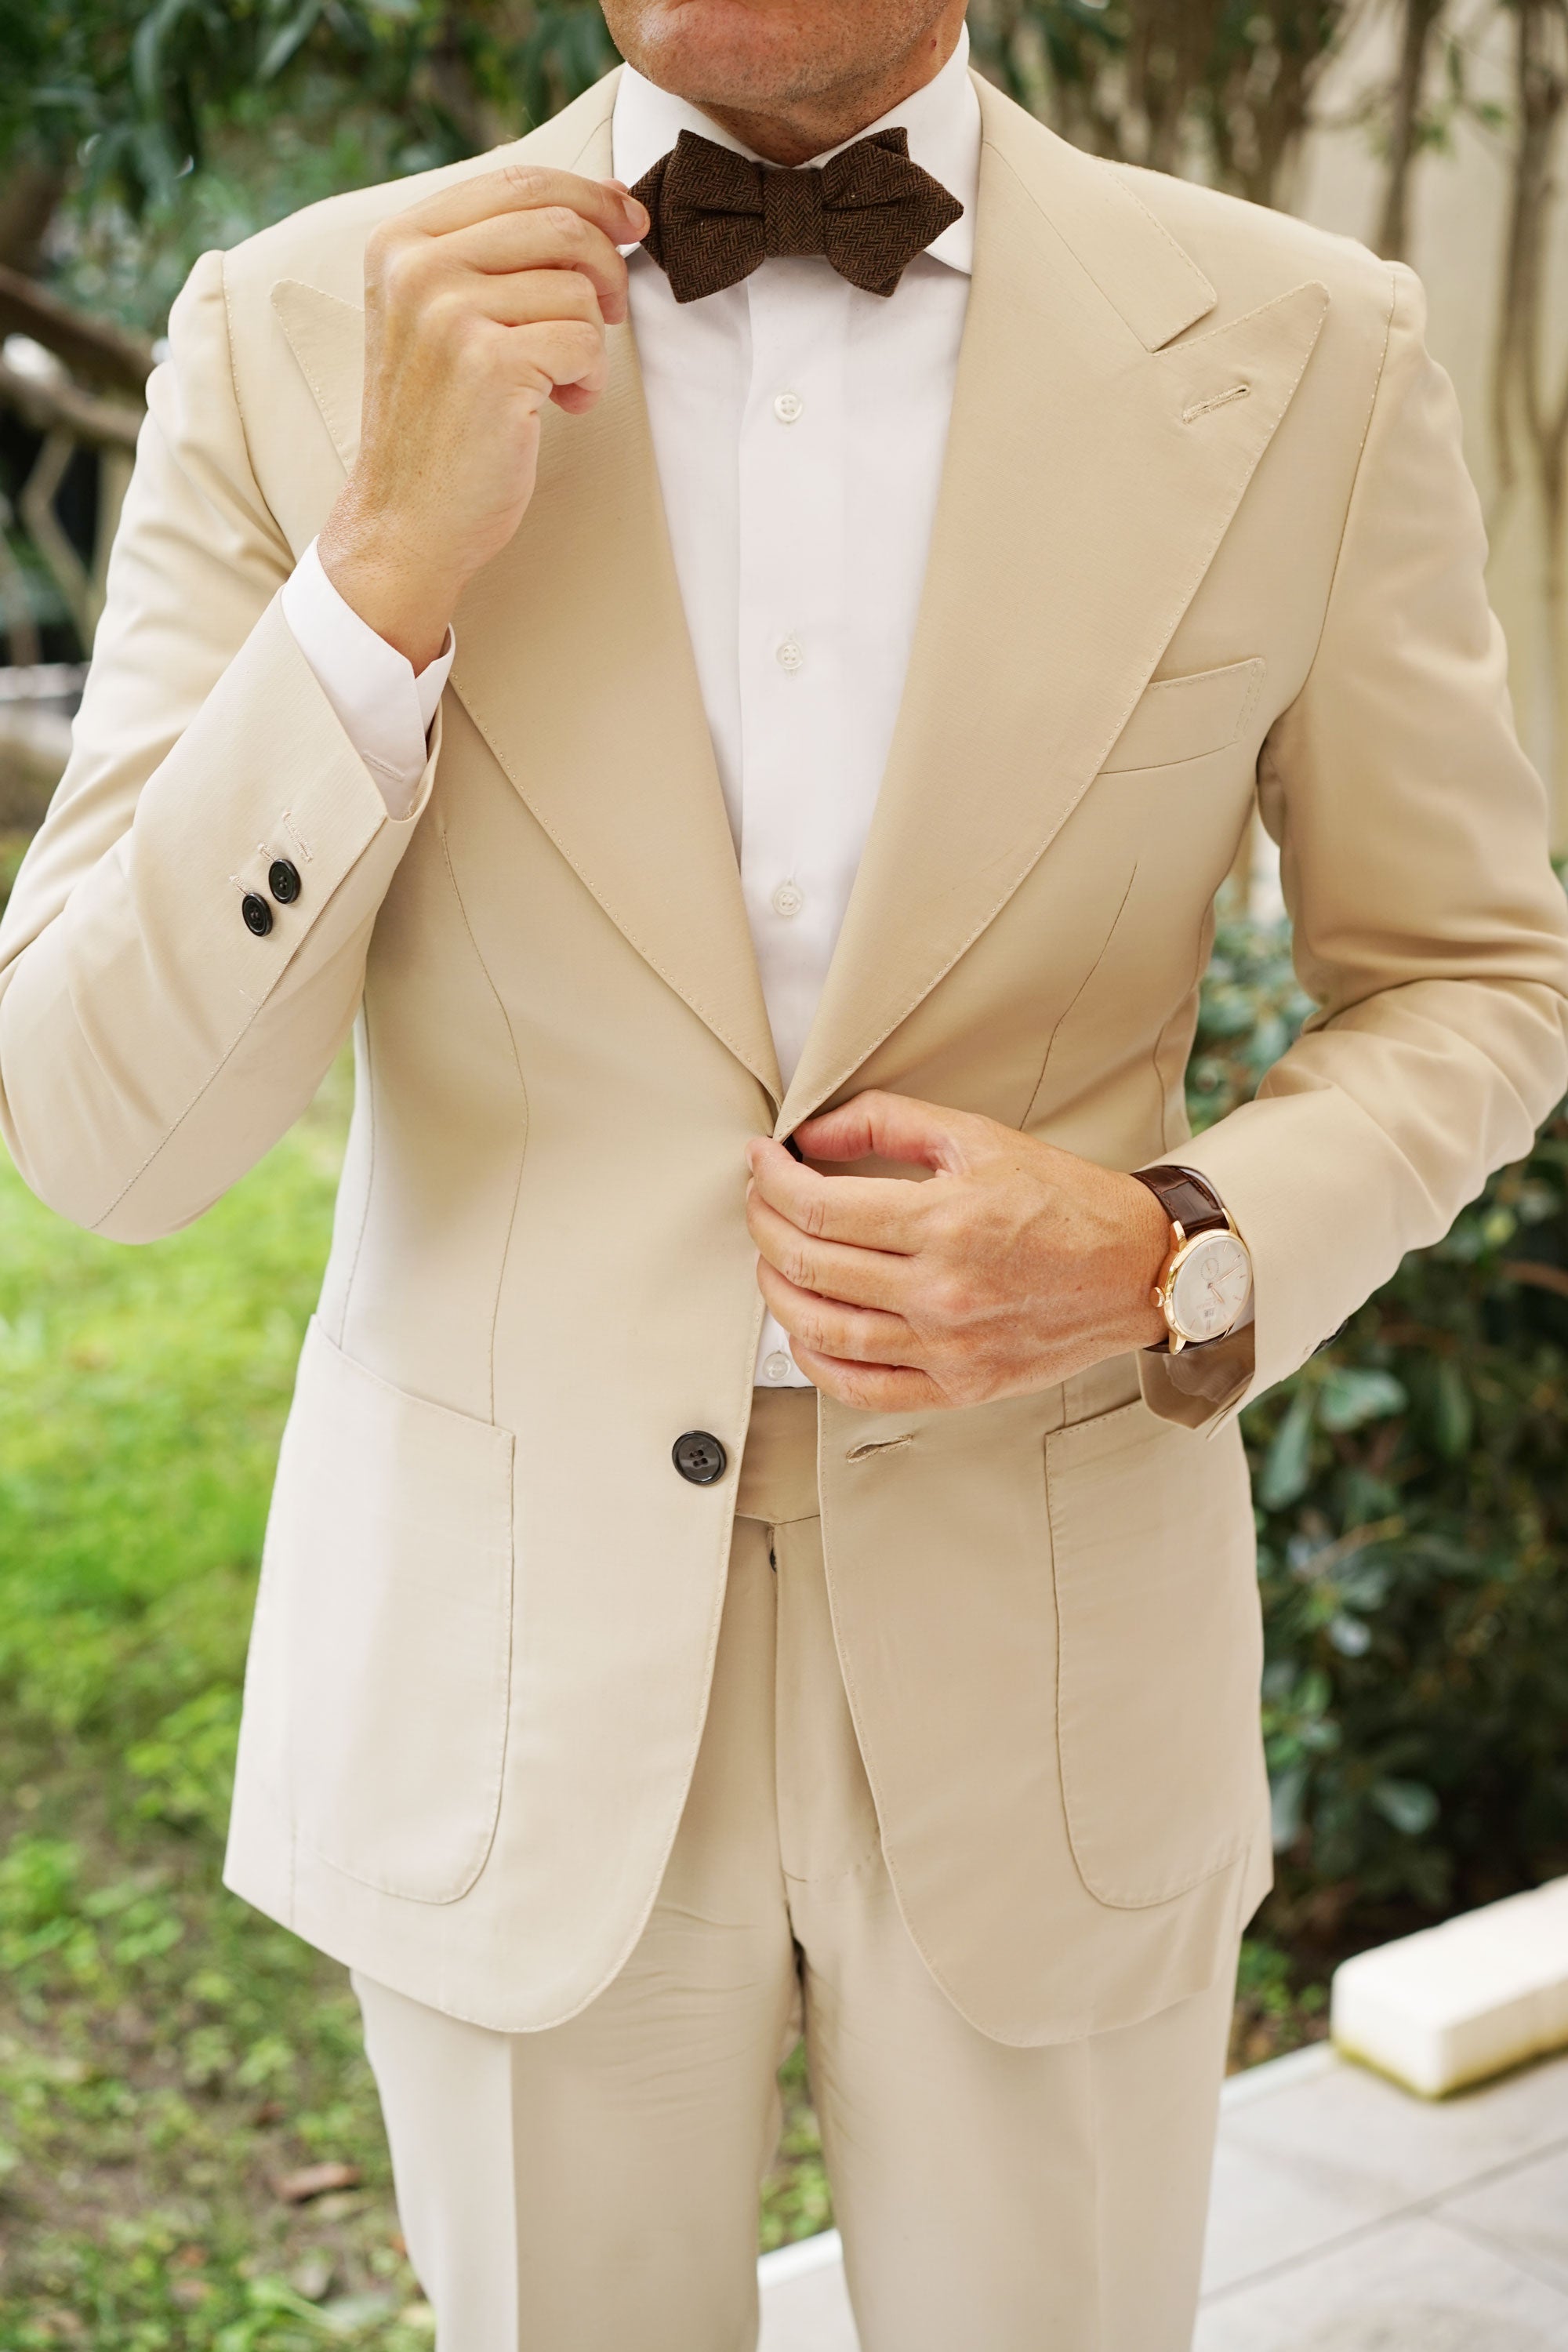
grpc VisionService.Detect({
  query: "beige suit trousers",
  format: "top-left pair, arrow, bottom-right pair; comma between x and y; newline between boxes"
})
353,1389 -> 1237,2352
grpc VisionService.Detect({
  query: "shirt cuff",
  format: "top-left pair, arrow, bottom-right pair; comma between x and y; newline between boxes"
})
279,538 -> 455,819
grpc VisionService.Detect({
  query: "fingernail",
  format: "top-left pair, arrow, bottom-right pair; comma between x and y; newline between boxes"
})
623,197 -> 649,235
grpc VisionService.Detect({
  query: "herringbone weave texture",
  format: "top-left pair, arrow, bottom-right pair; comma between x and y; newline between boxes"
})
633,126 -> 964,304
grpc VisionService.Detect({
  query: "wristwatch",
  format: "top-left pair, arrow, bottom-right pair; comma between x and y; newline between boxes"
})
1131,1164 -> 1254,1353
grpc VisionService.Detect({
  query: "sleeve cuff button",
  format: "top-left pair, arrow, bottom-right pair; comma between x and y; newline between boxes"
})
268,858 -> 302,905
241,892 -> 274,937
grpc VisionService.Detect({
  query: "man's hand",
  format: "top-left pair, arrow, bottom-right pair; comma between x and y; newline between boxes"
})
318,167 -> 649,670
745,1091 -> 1172,1411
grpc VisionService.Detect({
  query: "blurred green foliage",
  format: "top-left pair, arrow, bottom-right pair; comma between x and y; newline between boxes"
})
1,0 -> 619,200
0,0 -> 619,330
1194,909 -> 1568,1945
0,1070 -> 436,2344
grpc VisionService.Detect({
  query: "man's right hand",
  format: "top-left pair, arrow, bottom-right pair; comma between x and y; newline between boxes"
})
318,166 -> 649,672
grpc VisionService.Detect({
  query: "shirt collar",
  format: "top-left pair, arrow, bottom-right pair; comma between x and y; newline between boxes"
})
611,24 -> 979,277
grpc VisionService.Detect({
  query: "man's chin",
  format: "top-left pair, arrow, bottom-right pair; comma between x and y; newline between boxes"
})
613,0 -> 862,111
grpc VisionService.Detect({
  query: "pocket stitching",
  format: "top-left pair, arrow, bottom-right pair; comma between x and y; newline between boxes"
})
1047,1415 -> 1251,1909
1101,657 -> 1265,777
284,1319 -> 515,1906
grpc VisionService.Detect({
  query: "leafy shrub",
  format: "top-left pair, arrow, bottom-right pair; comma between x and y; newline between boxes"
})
1195,911 -> 1568,1944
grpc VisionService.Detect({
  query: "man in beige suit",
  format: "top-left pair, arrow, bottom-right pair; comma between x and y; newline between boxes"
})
2,0 -> 1566,2339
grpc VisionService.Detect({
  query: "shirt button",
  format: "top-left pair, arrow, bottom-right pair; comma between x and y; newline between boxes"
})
771,880 -> 804,918
762,1351 -> 794,1384
776,637 -> 804,674
773,391 -> 804,424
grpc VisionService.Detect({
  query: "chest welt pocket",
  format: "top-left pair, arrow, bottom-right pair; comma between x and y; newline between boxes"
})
1046,1399 -> 1265,1908
1101,658 -> 1266,775
266,1318 -> 515,1904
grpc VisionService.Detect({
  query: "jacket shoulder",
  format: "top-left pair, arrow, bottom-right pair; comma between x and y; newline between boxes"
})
220,68 -> 622,310
1112,158 -> 1397,327
975,82 -> 1399,361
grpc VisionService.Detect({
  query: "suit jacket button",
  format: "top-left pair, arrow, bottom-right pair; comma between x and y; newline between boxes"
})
268,857 -> 302,905
673,1431 -> 728,1486
241,892 -> 273,937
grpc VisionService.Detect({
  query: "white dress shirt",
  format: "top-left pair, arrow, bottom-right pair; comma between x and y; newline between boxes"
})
282,34 -> 982,1388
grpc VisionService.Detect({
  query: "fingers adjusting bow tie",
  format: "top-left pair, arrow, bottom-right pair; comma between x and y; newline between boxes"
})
631,128 -> 964,305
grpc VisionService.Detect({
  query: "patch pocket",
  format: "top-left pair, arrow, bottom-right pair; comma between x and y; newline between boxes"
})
1101,658 -> 1265,775
267,1317 -> 515,1904
1045,1399 -> 1263,1908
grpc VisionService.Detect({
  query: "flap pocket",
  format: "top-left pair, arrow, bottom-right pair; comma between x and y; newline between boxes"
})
1101,659 -> 1265,775
266,1318 -> 515,1904
1046,1400 -> 1264,1908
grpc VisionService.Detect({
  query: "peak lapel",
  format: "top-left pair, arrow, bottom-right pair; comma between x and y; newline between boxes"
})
777,88 -> 1327,1137
448,320 -> 782,1104
271,78 -> 782,1108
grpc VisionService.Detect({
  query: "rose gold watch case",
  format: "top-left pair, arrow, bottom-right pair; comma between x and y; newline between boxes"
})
1150,1218 -> 1253,1353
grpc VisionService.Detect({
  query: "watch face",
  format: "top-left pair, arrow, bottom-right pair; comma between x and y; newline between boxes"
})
1169,1231 -> 1252,1342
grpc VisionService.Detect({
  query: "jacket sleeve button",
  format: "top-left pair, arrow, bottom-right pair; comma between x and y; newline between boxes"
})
672,1431 -> 728,1486
268,858 -> 302,905
241,892 -> 274,937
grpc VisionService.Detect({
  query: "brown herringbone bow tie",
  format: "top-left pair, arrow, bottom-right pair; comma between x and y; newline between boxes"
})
631,127 -> 964,306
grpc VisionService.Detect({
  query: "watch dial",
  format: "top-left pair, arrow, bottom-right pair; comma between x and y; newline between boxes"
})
1170,1232 -> 1251,1341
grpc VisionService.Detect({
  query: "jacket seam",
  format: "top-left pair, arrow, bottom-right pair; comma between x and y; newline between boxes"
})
218,246 -> 292,564
447,672 -> 778,1094
90,256 -> 328,1235
1276,261 -> 1402,728
1154,895 -> 1220,1156
332,995 -> 376,1352
789,214 -> 1327,1123
1021,857 -> 1140,1131
439,821 -> 531,1425
89,844 -> 373,1232
91,984 -> 277,1233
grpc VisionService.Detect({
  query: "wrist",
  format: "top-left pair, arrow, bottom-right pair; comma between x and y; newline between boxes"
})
1119,1174 -> 1174,1351
318,487 -> 465,673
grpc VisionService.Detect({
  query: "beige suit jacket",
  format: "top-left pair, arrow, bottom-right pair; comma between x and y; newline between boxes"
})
2,71 -> 1565,2044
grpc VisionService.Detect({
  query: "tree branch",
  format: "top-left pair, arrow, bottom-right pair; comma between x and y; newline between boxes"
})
0,358 -> 143,453
0,266 -> 152,399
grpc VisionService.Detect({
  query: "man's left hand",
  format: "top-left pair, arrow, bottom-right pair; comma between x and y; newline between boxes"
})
745,1091 -> 1172,1411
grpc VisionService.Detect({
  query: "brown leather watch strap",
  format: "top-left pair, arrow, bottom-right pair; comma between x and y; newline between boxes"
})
1130,1163 -> 1230,1237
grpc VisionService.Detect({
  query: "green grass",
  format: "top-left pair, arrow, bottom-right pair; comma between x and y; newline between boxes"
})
0,1060 -> 1314,2340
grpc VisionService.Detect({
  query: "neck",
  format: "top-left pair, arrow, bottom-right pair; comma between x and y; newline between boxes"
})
692,18 -> 965,166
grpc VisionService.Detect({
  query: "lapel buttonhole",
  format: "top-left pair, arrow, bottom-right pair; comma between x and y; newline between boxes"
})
1182,382 -> 1252,424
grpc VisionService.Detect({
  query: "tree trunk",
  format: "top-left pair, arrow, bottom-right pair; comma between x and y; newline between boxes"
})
1377,0 -> 1446,259
0,159 -> 67,278
1493,0 -> 1568,810
0,266 -> 153,397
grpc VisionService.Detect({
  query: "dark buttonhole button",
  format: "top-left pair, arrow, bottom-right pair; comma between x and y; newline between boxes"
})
268,857 -> 302,905
241,892 -> 274,938
673,1431 -> 728,1486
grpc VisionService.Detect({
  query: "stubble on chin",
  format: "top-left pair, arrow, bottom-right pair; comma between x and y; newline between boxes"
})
604,0 -> 931,112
